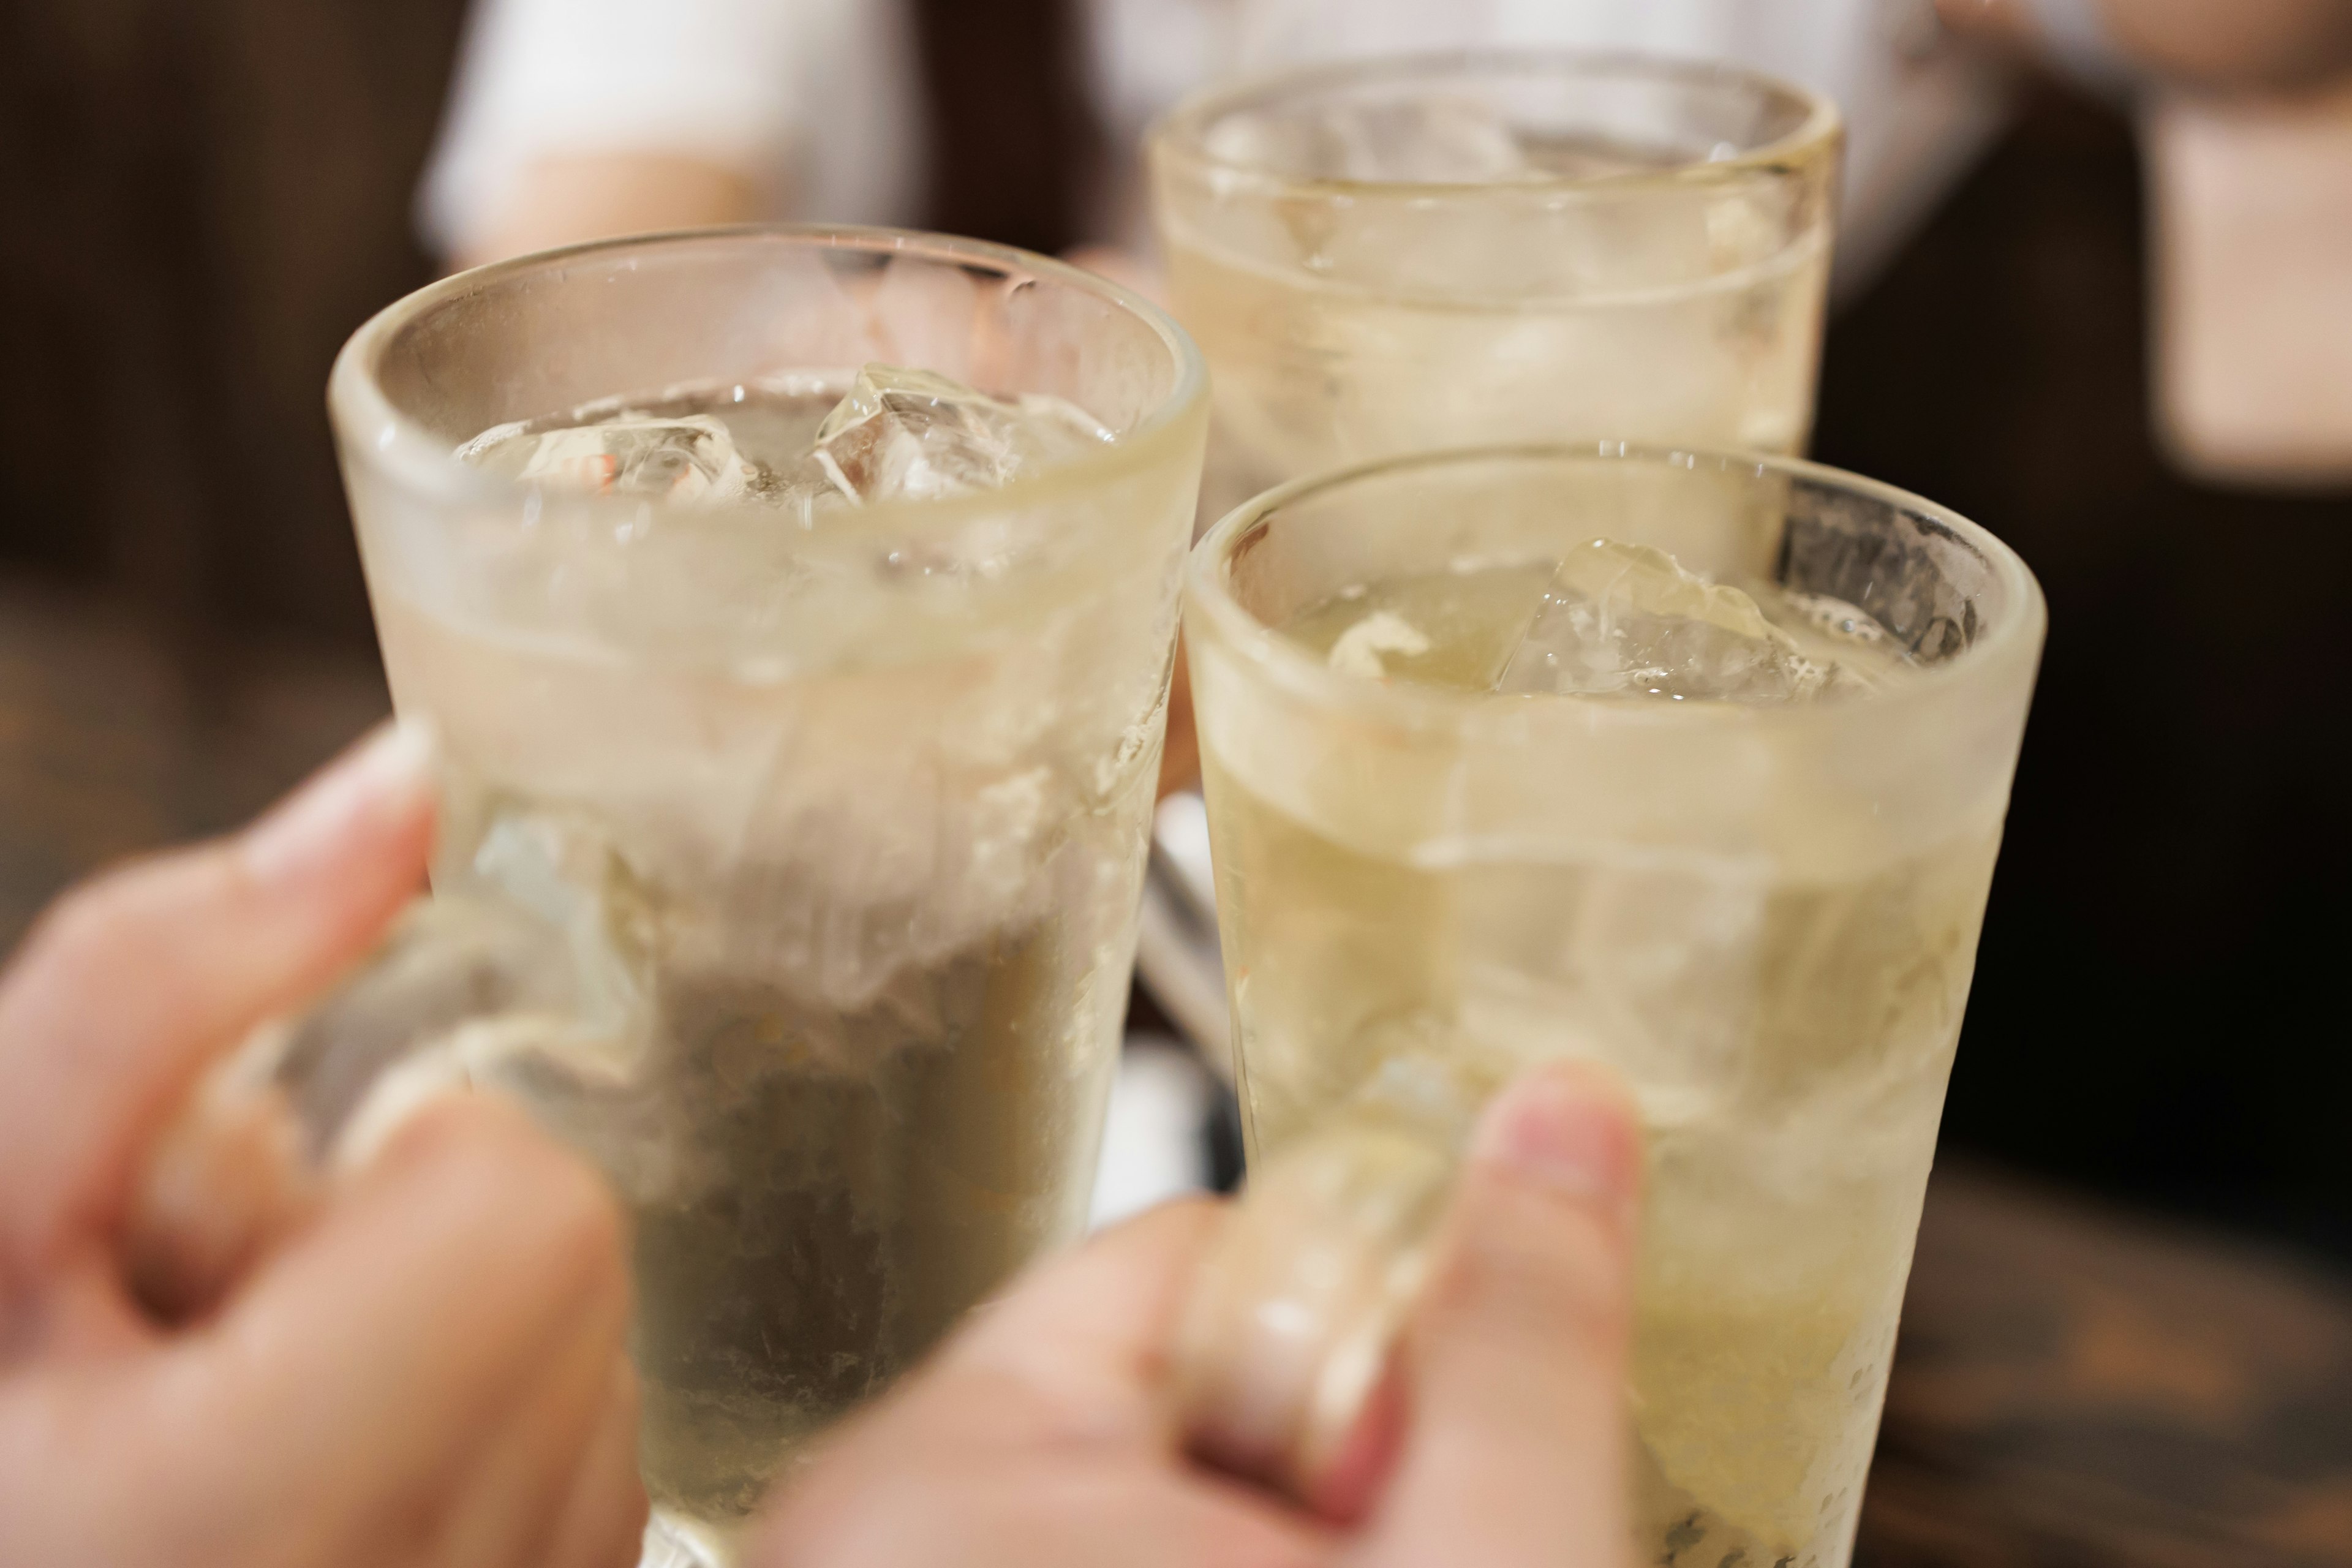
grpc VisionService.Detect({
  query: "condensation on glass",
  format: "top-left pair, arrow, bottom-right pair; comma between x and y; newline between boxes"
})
1150,52 -> 1842,525
328,227 -> 1208,1566
1177,444 -> 2043,1568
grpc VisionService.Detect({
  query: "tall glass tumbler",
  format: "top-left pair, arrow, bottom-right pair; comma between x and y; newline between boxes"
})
328,228 -> 1208,1556
1179,447 -> 2043,1567
1150,52 -> 1842,522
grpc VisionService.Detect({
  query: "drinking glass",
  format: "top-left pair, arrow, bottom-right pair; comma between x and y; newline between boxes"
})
1177,443 -> 2043,1568
328,227 -> 1208,1564
1150,51 -> 1842,524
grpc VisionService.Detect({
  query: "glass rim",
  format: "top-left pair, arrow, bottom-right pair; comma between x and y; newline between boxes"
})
1185,442 -> 2047,733
1148,48 -> 1844,200
326,223 -> 1211,528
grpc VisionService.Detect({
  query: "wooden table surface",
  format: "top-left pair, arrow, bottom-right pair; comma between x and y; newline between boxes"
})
1865,1168 -> 2352,1567
4,574 -> 2348,1567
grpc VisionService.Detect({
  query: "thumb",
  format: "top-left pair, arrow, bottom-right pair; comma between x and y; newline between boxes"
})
1360,1063 -> 1642,1568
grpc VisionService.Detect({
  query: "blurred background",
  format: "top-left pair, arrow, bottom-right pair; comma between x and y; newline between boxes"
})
1,1 -> 2348,1561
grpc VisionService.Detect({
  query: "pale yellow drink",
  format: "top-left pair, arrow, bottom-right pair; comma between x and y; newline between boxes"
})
1150,54 -> 1842,519
330,230 -> 1207,1564
1182,448 -> 2043,1568
374,570 -> 1157,1522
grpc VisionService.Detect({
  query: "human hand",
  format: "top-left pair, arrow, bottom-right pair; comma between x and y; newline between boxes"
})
0,725 -> 646,1568
753,1063 -> 1639,1568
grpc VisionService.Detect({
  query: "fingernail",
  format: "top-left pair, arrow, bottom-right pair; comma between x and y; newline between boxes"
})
242,719 -> 437,888
1469,1066 -> 1639,1221
331,1049 -> 473,1174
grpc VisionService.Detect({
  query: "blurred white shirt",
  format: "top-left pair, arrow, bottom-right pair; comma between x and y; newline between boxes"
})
424,0 -> 2010,293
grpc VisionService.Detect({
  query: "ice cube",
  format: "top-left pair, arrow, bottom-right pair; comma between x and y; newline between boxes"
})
1207,97 -> 1535,184
1496,540 -> 1839,704
1327,609 -> 1431,679
460,412 -> 757,505
240,800 -> 688,1186
811,363 -> 1110,506
265,892 -> 632,1161
466,805 -> 666,1036
1327,97 -> 1535,183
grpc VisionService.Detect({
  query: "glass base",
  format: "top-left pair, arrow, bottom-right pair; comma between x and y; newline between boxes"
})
640,1509 -> 734,1568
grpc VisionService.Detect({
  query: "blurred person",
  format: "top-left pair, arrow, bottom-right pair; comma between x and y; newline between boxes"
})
1942,0 -> 2352,484
0,720 -> 1647,1565
421,0 -> 2352,818
417,0 -> 2016,806
421,0 -> 2015,293
1806,77 -> 2352,1253
423,0 -> 2352,485
1942,0 -> 2352,91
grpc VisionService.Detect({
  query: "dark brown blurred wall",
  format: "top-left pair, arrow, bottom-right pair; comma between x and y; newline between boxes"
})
1812,85 -> 2352,1259
0,0 -> 1095,647
0,0 -> 471,646
910,0 -> 1098,256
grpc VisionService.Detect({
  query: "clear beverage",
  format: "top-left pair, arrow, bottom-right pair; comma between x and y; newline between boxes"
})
330,232 -> 1207,1561
1150,54 -> 1842,519
1180,448 -> 2043,1567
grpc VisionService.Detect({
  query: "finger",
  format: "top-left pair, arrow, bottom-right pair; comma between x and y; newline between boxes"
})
946,1199 -> 1229,1439
770,1464 -> 1327,1568
763,1203 -> 1250,1527
0,722 -> 435,1283
124,1079 -> 316,1324
543,1362 -> 651,1568
433,1238 -> 636,1568
1305,1361 -> 1403,1526
149,1095 -> 631,1565
1362,1063 -> 1642,1568
756,1201 -> 1332,1568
